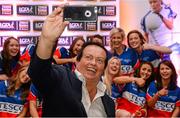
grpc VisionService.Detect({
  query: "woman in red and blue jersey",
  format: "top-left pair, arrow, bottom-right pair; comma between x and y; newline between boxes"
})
108,28 -> 139,76
0,37 -> 20,80
147,60 -> 180,117
127,30 -> 172,71
28,83 -> 43,117
0,65 -> 31,117
114,62 -> 154,117
53,36 -> 85,71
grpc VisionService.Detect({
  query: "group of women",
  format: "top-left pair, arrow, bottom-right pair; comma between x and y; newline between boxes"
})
0,27 -> 179,117
0,37 -> 31,117
104,27 -> 180,117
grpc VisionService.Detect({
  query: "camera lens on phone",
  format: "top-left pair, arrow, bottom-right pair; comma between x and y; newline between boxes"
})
85,10 -> 92,17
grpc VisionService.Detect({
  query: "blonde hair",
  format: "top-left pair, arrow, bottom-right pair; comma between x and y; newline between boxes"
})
103,57 -> 121,96
109,27 -> 125,39
109,28 -> 126,51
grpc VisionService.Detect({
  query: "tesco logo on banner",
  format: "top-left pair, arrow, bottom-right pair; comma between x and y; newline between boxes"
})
68,22 -> 84,31
1,4 -> 13,15
0,21 -> 16,30
18,21 -> 30,31
100,21 -> 116,31
37,5 -> 48,16
105,6 -> 116,16
58,37 -> 71,46
86,22 -> 97,31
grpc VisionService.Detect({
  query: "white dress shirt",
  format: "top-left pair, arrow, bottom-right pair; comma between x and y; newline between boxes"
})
75,69 -> 107,117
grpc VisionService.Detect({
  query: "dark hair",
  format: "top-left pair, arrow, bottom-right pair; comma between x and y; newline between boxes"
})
1,37 -> 20,76
7,66 -> 31,100
156,60 -> 177,90
127,30 -> 145,48
135,61 -> 154,92
90,34 -> 104,46
69,36 -> 85,57
76,42 -> 108,69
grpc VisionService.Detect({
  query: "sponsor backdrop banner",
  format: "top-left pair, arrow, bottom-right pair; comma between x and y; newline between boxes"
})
0,0 -> 120,50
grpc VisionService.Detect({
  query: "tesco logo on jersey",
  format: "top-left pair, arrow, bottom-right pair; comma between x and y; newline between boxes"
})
155,101 -> 175,112
121,65 -> 133,75
123,91 -> 146,106
0,102 -> 23,114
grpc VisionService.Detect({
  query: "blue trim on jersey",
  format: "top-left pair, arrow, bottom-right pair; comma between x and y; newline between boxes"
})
22,44 -> 36,57
141,10 -> 151,32
56,47 -> 75,70
30,84 -> 42,102
59,47 -> 70,58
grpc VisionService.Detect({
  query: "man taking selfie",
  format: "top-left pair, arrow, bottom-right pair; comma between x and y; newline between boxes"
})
28,7 -> 115,117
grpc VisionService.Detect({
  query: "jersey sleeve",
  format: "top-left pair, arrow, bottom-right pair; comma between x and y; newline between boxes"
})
27,84 -> 39,101
140,11 -> 151,33
53,47 -> 61,58
175,88 -> 180,107
146,81 -> 157,101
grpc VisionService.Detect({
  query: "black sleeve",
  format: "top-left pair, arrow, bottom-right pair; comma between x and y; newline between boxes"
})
27,52 -> 61,96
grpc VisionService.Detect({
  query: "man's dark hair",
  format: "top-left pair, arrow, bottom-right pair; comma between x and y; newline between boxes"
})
76,42 -> 108,69
90,34 -> 104,46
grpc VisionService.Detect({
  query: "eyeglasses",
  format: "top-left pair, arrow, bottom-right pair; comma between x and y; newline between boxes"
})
83,54 -> 105,65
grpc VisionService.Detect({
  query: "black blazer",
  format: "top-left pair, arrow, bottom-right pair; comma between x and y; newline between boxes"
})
28,54 -> 115,117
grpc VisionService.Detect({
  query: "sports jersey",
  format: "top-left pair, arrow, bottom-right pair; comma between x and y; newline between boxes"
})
108,46 -> 139,76
137,49 -> 161,69
110,46 -> 139,99
53,47 -> 75,70
116,82 -> 146,114
22,44 -> 35,57
146,81 -> 180,117
0,80 -> 28,117
141,3 -> 177,47
27,84 -> 43,117
111,83 -> 124,99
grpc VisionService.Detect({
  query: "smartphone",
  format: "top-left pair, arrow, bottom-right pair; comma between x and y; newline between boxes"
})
63,6 -> 98,22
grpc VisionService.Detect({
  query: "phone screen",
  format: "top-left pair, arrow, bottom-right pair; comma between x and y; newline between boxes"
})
63,6 -> 98,22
